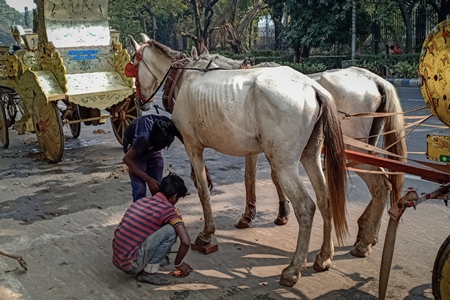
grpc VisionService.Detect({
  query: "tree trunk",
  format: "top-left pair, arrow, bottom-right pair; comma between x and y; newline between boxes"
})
397,1 -> 413,53
300,45 -> 310,60
294,47 -> 300,63
273,17 -> 283,50
152,14 -> 157,40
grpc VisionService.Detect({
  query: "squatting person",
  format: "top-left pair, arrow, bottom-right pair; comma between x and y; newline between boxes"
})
112,172 -> 193,285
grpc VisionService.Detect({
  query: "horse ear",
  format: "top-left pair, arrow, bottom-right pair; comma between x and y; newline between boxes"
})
200,44 -> 209,55
191,46 -> 198,59
140,33 -> 151,43
129,35 -> 140,52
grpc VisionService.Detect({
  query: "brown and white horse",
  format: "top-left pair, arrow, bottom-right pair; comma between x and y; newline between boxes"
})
128,36 -> 348,286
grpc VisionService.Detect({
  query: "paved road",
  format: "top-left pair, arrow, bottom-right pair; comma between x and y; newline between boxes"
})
0,86 -> 448,300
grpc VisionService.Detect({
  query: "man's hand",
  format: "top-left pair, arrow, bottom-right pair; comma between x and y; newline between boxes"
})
175,262 -> 193,276
146,178 -> 160,195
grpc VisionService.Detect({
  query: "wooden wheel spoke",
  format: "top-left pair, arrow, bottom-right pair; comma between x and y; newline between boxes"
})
110,98 -> 141,145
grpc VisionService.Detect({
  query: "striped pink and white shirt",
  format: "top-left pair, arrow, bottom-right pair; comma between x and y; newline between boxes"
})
112,193 -> 184,271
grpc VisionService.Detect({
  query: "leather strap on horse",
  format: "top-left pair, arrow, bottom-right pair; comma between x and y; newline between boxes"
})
162,57 -> 191,114
338,105 -> 428,119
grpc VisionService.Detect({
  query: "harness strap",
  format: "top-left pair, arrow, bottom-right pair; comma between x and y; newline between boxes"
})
162,58 -> 191,113
338,105 -> 428,119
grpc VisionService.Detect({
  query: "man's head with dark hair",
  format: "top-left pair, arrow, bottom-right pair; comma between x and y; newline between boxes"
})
160,172 -> 188,201
150,116 -> 180,151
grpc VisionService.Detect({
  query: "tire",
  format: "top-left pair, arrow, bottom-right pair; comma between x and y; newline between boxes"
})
0,101 -> 9,149
432,234 -> 450,300
69,104 -> 81,138
32,97 -> 64,163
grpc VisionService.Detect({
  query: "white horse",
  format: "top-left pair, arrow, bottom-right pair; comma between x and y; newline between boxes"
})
198,49 -> 407,258
128,36 -> 348,286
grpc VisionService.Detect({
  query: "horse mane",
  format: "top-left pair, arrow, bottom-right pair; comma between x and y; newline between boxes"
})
151,39 -> 186,61
213,54 -> 240,65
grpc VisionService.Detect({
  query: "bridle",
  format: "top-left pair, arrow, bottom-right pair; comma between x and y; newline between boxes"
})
125,45 -> 223,109
125,43 -> 165,105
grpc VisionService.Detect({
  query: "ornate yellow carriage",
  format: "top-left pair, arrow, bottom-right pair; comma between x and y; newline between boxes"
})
0,0 -> 139,162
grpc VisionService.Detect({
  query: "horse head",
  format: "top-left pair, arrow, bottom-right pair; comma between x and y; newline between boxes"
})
190,46 -> 221,70
126,35 -> 179,103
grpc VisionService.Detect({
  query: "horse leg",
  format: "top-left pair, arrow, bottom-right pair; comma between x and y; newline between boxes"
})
235,155 -> 258,228
351,164 -> 391,257
274,165 -> 316,287
272,169 -> 291,225
186,145 -> 215,246
300,136 -> 334,272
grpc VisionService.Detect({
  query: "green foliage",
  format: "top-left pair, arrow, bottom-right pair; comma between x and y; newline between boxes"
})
0,0 -> 27,46
392,61 -> 419,78
109,0 -> 189,47
282,0 -> 371,54
354,59 -> 380,73
282,62 -> 328,74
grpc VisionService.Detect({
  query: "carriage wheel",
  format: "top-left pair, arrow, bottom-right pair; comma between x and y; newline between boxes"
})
0,101 -> 9,149
32,98 -> 64,163
433,234 -> 450,300
110,97 -> 141,145
69,104 -> 81,139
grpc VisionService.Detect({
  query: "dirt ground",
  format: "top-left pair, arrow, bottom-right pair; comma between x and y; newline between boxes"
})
0,121 -> 449,300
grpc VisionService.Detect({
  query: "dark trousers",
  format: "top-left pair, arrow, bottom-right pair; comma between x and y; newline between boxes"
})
130,151 -> 164,202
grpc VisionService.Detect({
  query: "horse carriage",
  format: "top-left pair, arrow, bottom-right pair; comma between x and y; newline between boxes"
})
0,0 -> 139,162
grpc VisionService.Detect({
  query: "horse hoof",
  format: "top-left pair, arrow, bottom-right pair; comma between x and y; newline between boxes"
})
279,270 -> 299,287
195,232 -> 211,246
351,243 -> 372,258
274,216 -> 288,226
235,216 -> 251,229
313,256 -> 331,272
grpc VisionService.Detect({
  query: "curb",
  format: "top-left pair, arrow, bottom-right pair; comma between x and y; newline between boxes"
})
387,78 -> 419,87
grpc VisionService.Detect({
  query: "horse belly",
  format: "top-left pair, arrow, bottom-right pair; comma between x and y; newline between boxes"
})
173,81 -> 263,156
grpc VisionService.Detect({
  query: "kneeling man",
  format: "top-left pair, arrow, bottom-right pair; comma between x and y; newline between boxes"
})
112,172 -> 193,285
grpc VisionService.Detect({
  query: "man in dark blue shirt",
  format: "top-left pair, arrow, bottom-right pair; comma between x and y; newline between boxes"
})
123,114 -> 179,202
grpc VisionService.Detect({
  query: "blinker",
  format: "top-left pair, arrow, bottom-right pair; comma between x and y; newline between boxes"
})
125,63 -> 137,77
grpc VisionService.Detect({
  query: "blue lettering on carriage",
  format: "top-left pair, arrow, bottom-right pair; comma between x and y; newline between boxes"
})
68,49 -> 99,60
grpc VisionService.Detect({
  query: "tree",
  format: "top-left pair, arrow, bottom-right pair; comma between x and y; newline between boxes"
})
0,0 -> 27,46
266,0 -> 285,50
284,0 -> 362,62
212,0 -> 268,53
392,0 -> 419,53
426,0 -> 450,22
109,0 -> 188,47
181,0 -> 220,51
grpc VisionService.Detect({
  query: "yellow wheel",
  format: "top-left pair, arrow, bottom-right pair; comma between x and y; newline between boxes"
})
433,234 -> 450,300
420,19 -> 450,127
0,101 -> 9,149
109,96 -> 141,145
32,98 -> 64,163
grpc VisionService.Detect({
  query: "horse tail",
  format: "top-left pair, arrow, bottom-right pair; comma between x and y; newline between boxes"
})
367,72 -> 407,207
314,85 -> 349,245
